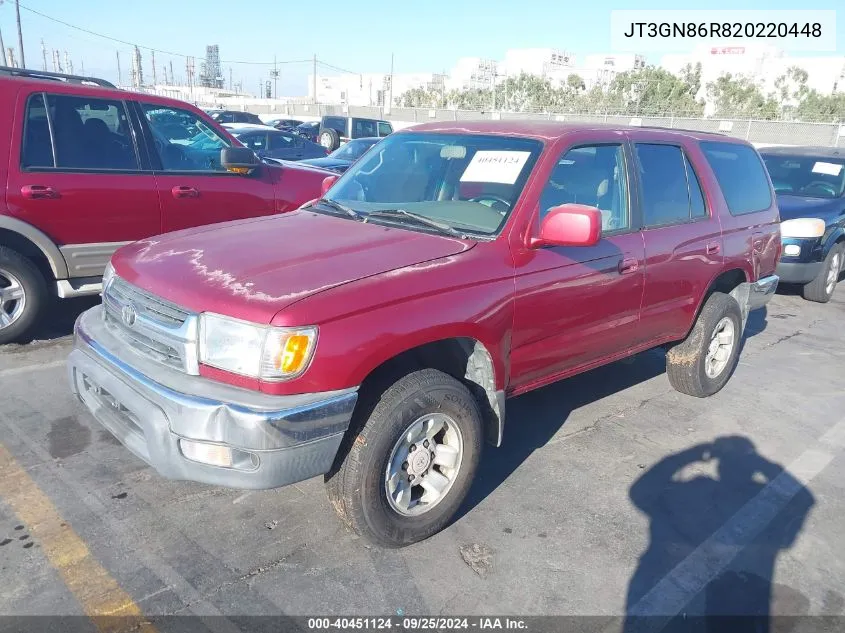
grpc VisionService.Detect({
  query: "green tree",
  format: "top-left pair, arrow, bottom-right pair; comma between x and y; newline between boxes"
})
795,90 -> 845,122
705,73 -> 781,119
608,66 -> 704,116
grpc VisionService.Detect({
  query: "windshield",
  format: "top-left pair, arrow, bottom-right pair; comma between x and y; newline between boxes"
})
331,138 -> 378,161
322,133 -> 542,236
762,154 -> 845,199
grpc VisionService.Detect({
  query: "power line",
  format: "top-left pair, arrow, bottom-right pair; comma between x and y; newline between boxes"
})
317,60 -> 360,75
12,2 -> 312,66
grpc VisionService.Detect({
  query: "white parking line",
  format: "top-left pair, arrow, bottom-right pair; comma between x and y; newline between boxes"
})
0,360 -> 66,378
625,418 -> 845,629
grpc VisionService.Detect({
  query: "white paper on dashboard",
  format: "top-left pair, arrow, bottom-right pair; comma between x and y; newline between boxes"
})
811,161 -> 843,176
460,151 -> 531,184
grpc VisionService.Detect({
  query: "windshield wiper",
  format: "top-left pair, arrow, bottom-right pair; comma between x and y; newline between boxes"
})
315,198 -> 363,221
364,209 -> 467,238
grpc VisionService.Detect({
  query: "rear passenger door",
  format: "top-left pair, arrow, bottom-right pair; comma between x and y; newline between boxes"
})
6,89 -> 160,279
136,102 -> 277,233
632,140 -> 723,344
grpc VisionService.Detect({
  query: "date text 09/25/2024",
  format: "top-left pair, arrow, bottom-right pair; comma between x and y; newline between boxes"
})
307,617 -> 528,630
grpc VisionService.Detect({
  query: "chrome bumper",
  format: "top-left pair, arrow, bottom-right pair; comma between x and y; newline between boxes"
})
747,274 -> 779,312
68,306 -> 358,489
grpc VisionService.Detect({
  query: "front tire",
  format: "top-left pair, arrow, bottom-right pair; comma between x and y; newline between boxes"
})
325,369 -> 483,548
666,292 -> 743,398
802,244 -> 842,303
0,246 -> 48,345
319,128 -> 340,151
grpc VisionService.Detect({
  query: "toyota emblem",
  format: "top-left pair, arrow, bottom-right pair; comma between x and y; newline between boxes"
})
121,304 -> 137,328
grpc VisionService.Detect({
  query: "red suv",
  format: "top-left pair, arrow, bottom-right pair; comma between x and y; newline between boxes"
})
69,121 -> 780,547
0,67 -> 330,343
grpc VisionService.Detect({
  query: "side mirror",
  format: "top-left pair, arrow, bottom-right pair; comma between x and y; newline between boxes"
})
221,147 -> 260,175
321,175 -> 339,197
530,203 -> 601,248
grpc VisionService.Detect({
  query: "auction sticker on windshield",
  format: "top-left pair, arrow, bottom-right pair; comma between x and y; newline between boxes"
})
811,161 -> 843,176
460,151 -> 531,184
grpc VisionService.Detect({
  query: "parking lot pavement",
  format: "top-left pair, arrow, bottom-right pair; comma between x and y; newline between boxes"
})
1,289 -> 844,627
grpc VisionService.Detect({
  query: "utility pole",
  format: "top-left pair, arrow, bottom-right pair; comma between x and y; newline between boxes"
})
272,55 -> 279,99
7,47 -> 16,68
312,54 -> 317,104
15,0 -> 25,68
116,50 -> 122,85
151,49 -> 156,85
0,25 -> 7,66
389,53 -> 394,109
169,60 -> 174,86
40,39 -> 47,71
229,67 -> 233,91
64,50 -> 72,75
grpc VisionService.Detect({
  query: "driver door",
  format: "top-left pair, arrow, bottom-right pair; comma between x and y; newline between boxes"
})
136,102 -> 276,233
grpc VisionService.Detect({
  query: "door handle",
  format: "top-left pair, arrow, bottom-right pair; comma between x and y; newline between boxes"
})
21,185 -> 59,199
618,257 -> 639,274
171,186 -> 199,199
706,241 -> 721,255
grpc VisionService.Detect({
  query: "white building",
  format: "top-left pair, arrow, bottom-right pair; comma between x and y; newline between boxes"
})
501,48 -> 575,79
308,72 -> 447,106
445,57 -> 500,91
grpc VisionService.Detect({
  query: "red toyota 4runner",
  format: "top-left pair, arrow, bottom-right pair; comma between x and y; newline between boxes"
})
68,121 -> 781,547
0,67 -> 330,344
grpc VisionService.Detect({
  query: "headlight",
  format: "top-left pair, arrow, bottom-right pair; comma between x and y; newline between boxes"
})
198,313 -> 317,381
780,218 -> 826,239
102,261 -> 115,290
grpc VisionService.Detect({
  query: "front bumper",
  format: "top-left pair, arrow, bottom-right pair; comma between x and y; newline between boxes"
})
776,261 -> 823,285
68,306 -> 358,489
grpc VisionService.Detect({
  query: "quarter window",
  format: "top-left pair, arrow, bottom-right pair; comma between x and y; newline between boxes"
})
635,144 -> 706,227
538,144 -> 630,232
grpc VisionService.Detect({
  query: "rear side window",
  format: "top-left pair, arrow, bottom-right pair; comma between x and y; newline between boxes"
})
378,121 -> 393,137
238,133 -> 267,151
352,118 -> 377,138
323,117 -> 347,134
24,94 -> 138,170
700,141 -> 772,215
635,144 -> 706,227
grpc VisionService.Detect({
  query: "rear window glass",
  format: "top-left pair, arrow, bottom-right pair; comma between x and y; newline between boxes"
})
700,141 -> 772,215
323,117 -> 347,134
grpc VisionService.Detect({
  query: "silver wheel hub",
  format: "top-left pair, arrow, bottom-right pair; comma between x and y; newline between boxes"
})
385,413 -> 464,517
705,316 -> 736,379
825,253 -> 840,295
0,267 -> 26,331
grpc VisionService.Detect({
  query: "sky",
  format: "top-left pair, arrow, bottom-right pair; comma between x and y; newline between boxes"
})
0,0 -> 842,96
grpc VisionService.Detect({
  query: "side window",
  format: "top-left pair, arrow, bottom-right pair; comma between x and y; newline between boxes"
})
538,144 -> 630,232
700,141 -> 772,215
352,119 -> 377,138
685,155 -> 707,218
142,104 -> 230,172
323,117 -> 347,134
239,133 -> 267,151
35,94 -> 138,170
378,122 -> 393,137
635,144 -> 693,228
22,94 -> 55,168
269,133 -> 295,150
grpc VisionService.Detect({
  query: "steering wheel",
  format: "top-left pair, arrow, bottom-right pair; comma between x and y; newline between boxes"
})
802,181 -> 838,196
468,194 -> 512,213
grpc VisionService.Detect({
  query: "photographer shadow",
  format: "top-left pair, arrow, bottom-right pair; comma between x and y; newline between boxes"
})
625,436 -> 815,633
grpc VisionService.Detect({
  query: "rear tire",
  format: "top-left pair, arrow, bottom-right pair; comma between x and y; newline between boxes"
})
666,292 -> 742,398
319,128 -> 340,151
325,368 -> 483,548
802,244 -> 842,303
0,246 -> 49,345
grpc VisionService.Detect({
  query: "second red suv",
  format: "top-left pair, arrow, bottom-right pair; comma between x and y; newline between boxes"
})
0,67 -> 331,344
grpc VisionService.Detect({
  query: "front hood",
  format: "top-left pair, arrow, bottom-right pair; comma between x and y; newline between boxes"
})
776,194 -> 842,222
112,211 -> 474,324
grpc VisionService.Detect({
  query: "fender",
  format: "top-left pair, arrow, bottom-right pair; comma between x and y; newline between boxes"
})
822,225 -> 845,256
0,215 -> 69,279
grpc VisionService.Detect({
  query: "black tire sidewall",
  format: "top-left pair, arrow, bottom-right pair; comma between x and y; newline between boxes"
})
694,294 -> 743,396
357,378 -> 482,547
0,248 -> 48,345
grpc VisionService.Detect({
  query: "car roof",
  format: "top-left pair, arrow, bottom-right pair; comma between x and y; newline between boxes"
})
757,145 -> 844,158
223,123 -> 278,132
402,119 -> 736,143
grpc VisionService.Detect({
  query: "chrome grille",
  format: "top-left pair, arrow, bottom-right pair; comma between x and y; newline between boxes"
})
102,276 -> 199,374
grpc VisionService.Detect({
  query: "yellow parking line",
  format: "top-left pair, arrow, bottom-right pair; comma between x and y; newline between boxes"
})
0,443 -> 155,633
